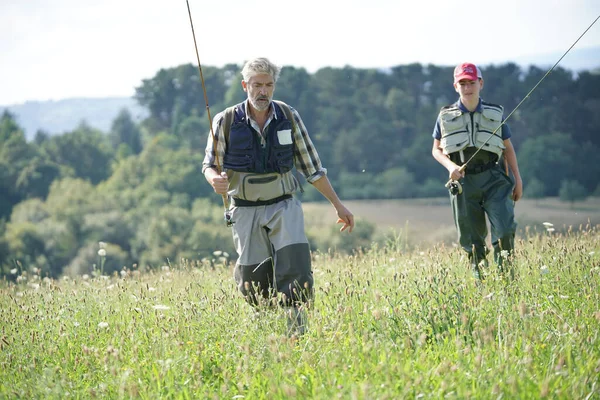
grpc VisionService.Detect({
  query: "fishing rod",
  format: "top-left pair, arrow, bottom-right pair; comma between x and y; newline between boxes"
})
446,13 -> 600,195
185,0 -> 232,225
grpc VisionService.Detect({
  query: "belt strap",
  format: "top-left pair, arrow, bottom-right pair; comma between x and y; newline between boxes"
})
465,161 -> 497,174
231,194 -> 292,207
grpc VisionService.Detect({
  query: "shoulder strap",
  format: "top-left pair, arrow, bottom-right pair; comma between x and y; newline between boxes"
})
222,106 -> 236,147
273,100 -> 297,135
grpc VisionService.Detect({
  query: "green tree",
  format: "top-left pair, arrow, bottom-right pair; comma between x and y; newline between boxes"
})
558,179 -> 588,206
109,108 -> 143,155
525,178 -> 546,202
41,123 -> 114,184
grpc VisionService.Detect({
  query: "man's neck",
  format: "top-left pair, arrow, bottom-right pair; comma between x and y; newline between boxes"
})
461,98 -> 479,112
248,103 -> 270,123
247,102 -> 272,132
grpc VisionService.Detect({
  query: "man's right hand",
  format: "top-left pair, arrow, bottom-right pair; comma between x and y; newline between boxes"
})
448,164 -> 465,181
209,171 -> 229,195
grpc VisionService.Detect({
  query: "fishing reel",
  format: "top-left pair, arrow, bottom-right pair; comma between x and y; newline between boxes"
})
445,180 -> 463,196
224,211 -> 234,227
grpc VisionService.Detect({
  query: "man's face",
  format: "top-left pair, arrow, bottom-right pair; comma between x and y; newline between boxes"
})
454,78 -> 483,102
242,73 -> 275,112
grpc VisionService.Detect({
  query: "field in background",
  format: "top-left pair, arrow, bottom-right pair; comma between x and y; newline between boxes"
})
302,197 -> 600,247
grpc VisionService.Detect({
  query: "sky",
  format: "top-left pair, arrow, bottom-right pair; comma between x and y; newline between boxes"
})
1,0 -> 599,106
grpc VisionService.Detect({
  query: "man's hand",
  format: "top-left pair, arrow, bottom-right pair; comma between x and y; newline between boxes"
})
448,164 -> 465,181
209,171 -> 229,195
335,205 -> 354,233
512,178 -> 523,202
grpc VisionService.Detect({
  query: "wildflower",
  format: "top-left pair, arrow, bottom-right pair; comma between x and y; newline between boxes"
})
98,249 -> 107,257
99,242 -> 107,249
153,305 -> 170,310
98,322 -> 109,329
10,268 -> 17,275
542,222 -> 554,227
540,265 -> 549,275
500,250 -> 509,258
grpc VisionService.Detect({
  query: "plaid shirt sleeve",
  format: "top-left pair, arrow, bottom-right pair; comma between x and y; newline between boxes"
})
289,106 -> 327,183
202,110 -> 227,174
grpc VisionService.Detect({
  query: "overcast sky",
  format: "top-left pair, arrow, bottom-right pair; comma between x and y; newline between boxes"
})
1,0 -> 599,105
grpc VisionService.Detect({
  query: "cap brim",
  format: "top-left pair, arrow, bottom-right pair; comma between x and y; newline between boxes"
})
454,73 -> 479,83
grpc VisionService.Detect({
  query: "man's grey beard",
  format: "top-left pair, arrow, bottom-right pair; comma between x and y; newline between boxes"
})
250,97 -> 271,112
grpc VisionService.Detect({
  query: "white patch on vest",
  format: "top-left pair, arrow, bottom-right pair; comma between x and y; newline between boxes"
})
277,129 -> 293,145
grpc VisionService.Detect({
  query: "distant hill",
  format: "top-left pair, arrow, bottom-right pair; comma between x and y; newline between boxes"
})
508,45 -> 600,72
0,97 -> 148,141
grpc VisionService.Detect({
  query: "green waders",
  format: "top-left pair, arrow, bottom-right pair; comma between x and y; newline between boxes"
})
450,164 -> 517,277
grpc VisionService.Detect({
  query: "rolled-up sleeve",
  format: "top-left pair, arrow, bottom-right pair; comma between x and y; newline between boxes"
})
202,111 -> 227,174
290,107 -> 327,183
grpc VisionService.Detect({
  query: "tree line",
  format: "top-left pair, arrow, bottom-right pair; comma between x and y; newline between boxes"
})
1,62 -> 599,278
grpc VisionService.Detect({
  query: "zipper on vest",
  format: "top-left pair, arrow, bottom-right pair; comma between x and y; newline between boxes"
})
469,113 -> 475,146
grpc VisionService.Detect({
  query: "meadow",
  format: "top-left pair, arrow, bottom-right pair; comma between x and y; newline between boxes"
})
1,198 -> 599,399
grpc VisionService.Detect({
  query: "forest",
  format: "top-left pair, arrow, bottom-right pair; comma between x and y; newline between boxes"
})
1,61 -> 599,278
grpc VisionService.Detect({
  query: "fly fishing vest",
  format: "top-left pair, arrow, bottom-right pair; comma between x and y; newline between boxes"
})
222,101 -> 295,174
439,101 -> 506,160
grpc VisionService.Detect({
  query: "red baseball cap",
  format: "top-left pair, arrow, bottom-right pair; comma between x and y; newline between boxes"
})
453,62 -> 482,83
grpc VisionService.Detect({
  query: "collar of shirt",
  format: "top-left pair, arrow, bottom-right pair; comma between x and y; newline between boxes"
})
456,98 -> 483,113
243,100 -> 279,137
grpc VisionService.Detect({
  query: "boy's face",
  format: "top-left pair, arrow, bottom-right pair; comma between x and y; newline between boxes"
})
242,73 -> 275,112
454,78 -> 483,102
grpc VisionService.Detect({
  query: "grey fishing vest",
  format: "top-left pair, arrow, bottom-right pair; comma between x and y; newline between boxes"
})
439,101 -> 506,160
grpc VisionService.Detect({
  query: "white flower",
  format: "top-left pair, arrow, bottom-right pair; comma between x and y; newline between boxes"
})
213,250 -> 223,257
153,305 -> 170,310
542,222 -> 554,227
161,265 -> 169,271
98,322 -> 109,329
98,249 -> 107,257
10,268 -> 17,275
540,265 -> 549,275
500,250 -> 510,258
98,242 -> 107,249
546,228 -> 555,233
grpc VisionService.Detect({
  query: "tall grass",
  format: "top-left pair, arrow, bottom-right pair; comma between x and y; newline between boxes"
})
1,225 -> 599,399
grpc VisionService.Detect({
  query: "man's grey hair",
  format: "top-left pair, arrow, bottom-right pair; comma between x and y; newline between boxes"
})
241,57 -> 281,83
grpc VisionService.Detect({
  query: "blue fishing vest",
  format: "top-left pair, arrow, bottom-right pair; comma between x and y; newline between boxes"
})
223,102 -> 295,174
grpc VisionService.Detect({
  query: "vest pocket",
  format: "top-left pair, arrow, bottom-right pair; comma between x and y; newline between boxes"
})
441,132 -> 469,153
224,154 -> 253,171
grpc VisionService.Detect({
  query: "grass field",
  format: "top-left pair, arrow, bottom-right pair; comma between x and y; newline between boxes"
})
303,196 -> 600,248
1,197 -> 599,399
